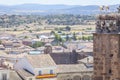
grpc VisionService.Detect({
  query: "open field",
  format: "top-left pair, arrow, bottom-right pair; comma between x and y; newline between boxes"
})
0,22 -> 95,36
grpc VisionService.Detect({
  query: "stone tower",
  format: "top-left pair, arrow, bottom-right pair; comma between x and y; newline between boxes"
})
44,43 -> 52,54
94,14 -> 120,80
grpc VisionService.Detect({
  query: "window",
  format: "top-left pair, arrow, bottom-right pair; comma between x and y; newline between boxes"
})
110,54 -> 113,57
39,71 -> 42,75
2,73 -> 7,80
109,69 -> 112,74
94,77 -> 103,80
82,75 -> 90,80
50,70 -> 53,74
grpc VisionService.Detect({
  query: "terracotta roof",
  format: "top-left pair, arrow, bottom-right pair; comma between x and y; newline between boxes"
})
26,54 -> 56,68
57,64 -> 93,73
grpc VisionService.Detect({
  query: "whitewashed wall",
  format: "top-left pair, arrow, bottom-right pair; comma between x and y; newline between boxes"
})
0,70 -> 9,80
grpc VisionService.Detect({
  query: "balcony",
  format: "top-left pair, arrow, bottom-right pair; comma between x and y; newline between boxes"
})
36,74 -> 56,79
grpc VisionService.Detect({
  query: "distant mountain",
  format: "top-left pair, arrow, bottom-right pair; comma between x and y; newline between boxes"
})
0,4 -> 119,15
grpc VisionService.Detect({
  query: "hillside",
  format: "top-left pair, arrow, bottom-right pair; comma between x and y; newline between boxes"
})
0,4 -> 119,15
0,14 -> 95,28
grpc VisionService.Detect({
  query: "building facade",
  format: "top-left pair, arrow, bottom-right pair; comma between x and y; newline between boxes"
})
57,64 -> 93,80
14,54 -> 57,80
94,14 -> 120,80
0,68 -> 9,80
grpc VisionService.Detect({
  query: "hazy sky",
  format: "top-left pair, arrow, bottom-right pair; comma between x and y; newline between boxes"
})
0,0 -> 119,5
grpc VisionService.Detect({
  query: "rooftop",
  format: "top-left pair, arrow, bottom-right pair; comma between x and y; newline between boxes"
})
78,56 -> 93,64
26,54 -> 56,68
57,64 -> 93,73
17,69 -> 34,78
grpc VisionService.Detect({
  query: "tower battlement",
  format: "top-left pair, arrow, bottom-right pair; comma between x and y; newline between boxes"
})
96,14 -> 120,33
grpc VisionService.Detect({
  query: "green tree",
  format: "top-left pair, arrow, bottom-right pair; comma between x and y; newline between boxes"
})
29,30 -> 32,33
87,36 -> 90,41
54,28 -> 59,31
36,35 -> 39,39
58,31 -> 62,33
31,41 -> 45,48
82,36 -> 85,41
73,32 -> 77,40
54,33 -> 62,45
78,37 -> 82,40
50,30 -> 55,35
0,40 -> 2,44
24,36 -> 28,39
55,33 -> 60,40
88,36 -> 93,41
14,29 -> 17,31
26,26 -> 30,28
66,34 -> 69,41
86,28 -> 92,30
65,26 -> 71,31
59,37 -> 63,42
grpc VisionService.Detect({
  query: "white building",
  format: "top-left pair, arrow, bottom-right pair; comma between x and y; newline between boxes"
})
0,67 -> 9,80
14,54 -> 57,80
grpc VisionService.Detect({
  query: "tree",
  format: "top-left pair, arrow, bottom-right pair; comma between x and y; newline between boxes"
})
78,37 -> 82,40
24,36 -> 28,39
29,30 -> 32,33
58,31 -> 62,33
86,28 -> 92,30
14,29 -> 17,31
88,36 -> 93,41
65,26 -> 71,31
54,28 -> 59,31
59,37 -> 63,42
55,33 -> 60,44
0,40 -> 2,44
50,31 -> 55,35
73,32 -> 77,40
82,36 -> 90,41
87,36 -> 90,41
55,33 -> 60,40
66,34 -> 69,41
54,33 -> 62,45
36,35 -> 39,39
26,26 -> 30,28
31,41 -> 45,48
82,36 -> 85,40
